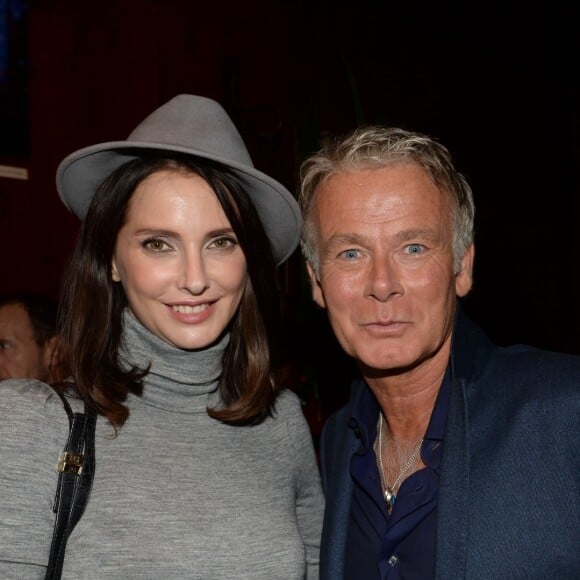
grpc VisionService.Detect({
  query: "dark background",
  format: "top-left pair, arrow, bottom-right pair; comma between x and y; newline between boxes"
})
0,0 -> 578,420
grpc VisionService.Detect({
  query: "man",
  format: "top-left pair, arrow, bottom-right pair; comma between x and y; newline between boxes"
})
0,292 -> 58,381
298,127 -> 579,579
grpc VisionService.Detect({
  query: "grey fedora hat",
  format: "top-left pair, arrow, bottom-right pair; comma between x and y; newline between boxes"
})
56,94 -> 301,265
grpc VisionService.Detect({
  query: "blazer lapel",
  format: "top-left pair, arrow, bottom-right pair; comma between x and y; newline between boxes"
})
435,376 -> 470,579
320,414 -> 359,580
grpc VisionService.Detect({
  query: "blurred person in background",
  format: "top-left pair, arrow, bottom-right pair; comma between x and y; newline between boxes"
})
0,291 -> 58,381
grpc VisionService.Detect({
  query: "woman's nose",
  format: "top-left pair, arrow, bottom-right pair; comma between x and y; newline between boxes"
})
179,252 -> 210,295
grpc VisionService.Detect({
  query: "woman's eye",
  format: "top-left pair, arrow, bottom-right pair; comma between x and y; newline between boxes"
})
143,238 -> 170,252
210,237 -> 237,250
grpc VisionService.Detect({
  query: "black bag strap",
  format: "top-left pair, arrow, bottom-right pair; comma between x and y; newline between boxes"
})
45,388 -> 97,580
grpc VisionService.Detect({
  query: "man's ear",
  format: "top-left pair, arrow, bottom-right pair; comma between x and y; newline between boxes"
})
306,262 -> 326,309
42,335 -> 59,376
455,244 -> 475,297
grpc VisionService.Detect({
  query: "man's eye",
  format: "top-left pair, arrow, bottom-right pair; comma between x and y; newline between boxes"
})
339,249 -> 360,260
405,244 -> 425,255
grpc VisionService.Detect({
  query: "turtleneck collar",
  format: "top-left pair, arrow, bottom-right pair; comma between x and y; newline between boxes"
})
119,309 -> 229,413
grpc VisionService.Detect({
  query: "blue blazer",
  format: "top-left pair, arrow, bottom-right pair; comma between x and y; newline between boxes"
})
319,309 -> 580,579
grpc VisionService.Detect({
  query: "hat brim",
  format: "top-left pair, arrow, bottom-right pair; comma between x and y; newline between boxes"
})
56,140 -> 302,265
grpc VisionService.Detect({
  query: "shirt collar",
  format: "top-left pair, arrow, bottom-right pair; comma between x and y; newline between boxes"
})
348,365 -> 452,449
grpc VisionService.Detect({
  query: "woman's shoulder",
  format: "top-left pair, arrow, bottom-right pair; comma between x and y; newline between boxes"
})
0,378 -> 71,441
0,378 -> 70,488
273,387 -> 304,417
271,388 -> 313,438
0,379 -> 70,570
270,388 -> 321,479
0,377 -> 66,407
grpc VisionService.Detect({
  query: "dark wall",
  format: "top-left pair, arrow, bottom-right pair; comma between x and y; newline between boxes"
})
0,0 -> 577,414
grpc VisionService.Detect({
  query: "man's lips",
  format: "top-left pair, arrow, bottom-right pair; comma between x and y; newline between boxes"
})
361,320 -> 408,333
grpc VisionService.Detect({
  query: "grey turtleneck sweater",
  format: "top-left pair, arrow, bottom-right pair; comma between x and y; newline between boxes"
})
0,311 -> 324,578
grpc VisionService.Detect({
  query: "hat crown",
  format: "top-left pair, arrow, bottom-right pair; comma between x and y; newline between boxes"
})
128,94 -> 254,168
56,93 -> 301,264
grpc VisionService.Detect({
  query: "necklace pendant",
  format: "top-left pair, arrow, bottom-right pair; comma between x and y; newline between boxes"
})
384,488 -> 396,511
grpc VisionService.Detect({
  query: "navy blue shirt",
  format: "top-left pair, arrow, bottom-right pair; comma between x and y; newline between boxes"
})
344,370 -> 451,579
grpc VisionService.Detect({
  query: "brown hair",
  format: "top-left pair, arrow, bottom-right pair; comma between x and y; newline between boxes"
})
54,153 -> 282,428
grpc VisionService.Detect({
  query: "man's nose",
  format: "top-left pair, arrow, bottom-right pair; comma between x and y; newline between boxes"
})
365,256 -> 403,302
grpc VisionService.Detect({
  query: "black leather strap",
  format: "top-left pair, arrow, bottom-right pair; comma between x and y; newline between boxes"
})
45,392 -> 96,580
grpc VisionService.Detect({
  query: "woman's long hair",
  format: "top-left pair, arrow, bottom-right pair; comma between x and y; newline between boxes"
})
54,153 -> 283,428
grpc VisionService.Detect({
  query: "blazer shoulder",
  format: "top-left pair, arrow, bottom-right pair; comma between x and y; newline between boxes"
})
493,345 -> 580,391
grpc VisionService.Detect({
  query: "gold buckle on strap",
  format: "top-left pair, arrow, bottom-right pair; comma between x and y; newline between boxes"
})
56,451 -> 84,475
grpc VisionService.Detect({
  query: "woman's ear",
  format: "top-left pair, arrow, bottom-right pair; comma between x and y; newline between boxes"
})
111,257 -> 121,282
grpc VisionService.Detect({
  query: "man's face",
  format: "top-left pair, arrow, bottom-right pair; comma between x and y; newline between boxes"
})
307,162 -> 473,377
0,303 -> 53,381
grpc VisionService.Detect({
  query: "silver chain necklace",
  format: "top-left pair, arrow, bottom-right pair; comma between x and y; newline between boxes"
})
377,413 -> 423,513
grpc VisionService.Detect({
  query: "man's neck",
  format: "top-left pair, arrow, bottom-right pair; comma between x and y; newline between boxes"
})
362,339 -> 451,441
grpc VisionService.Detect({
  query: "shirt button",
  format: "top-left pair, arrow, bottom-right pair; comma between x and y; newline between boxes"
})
388,555 -> 398,566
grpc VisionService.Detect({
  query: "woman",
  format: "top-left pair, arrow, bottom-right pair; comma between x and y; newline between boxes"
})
0,95 -> 324,578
